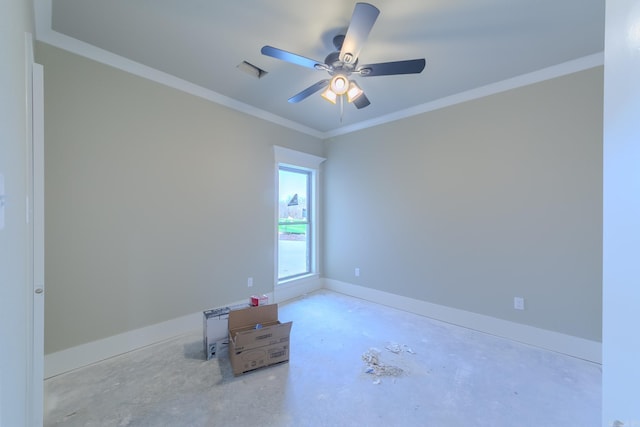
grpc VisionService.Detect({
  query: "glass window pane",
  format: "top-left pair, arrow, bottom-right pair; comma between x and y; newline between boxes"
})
278,224 -> 308,278
278,167 -> 311,280
278,168 -> 309,222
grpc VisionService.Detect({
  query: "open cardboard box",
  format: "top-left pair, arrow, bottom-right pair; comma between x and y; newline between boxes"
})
228,303 -> 292,376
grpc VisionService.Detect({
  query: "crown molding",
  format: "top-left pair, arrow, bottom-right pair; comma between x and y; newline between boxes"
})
37,29 -> 326,139
323,52 -> 604,139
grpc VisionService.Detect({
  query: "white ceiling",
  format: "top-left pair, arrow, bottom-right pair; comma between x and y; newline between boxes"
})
35,0 -> 604,138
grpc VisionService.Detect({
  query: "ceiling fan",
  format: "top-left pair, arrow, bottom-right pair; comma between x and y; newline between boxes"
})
261,2 -> 426,110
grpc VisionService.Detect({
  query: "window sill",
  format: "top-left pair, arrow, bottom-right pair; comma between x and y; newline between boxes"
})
277,273 -> 319,287
274,273 -> 322,303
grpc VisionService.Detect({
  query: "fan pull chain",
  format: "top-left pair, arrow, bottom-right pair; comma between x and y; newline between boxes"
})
339,95 -> 344,123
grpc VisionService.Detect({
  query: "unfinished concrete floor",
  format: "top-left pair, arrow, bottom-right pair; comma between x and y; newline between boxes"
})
44,290 -> 601,426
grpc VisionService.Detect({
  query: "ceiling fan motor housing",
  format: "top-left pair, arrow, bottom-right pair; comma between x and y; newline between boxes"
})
324,50 -> 357,75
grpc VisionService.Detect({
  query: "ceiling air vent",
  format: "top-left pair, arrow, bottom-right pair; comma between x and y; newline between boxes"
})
237,61 -> 267,79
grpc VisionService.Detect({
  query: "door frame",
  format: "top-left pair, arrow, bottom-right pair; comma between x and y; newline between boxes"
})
25,32 -> 45,426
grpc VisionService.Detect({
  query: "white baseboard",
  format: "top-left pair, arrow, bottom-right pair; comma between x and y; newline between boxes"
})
323,279 -> 602,364
44,293 -> 273,379
45,277 -> 600,378
45,277 -> 324,378
273,274 -> 323,304
44,312 -> 200,379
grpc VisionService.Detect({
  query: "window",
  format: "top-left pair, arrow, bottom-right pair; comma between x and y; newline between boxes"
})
278,166 -> 311,279
274,146 -> 325,283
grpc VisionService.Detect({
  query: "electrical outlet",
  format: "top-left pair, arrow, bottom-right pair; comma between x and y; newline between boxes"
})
514,297 -> 525,310
355,267 -> 360,277
247,277 -> 253,287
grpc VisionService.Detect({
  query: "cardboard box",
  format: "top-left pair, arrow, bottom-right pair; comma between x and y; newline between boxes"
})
203,303 -> 248,360
228,304 -> 292,375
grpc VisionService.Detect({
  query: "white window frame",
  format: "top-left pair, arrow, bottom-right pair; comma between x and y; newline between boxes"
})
274,146 -> 325,285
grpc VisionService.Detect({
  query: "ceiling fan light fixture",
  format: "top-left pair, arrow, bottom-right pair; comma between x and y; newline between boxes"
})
346,80 -> 363,103
321,86 -> 338,104
329,74 -> 349,95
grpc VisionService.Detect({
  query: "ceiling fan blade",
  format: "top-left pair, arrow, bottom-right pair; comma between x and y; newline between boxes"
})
353,93 -> 371,109
358,59 -> 426,77
261,45 -> 324,70
339,3 -> 380,64
288,79 -> 330,103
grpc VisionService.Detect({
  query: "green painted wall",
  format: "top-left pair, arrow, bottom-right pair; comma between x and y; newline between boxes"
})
37,43 -> 324,354
323,67 -> 603,341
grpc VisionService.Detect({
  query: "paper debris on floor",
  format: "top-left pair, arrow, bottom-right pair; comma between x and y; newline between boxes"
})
362,348 -> 404,377
385,342 -> 415,354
